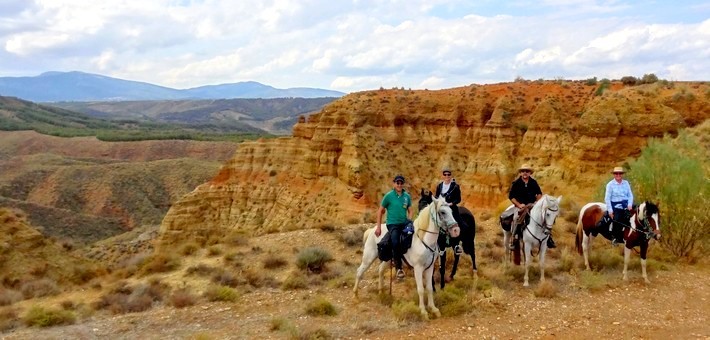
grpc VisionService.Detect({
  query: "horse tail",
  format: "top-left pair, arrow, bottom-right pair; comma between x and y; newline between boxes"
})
575,212 -> 584,255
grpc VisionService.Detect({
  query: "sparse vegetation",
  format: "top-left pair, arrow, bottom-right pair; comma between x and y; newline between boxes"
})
534,280 -> 558,298
262,255 -> 288,269
305,296 -> 338,316
169,288 -> 198,308
140,253 -> 181,275
391,301 -> 422,323
203,285 -> 239,302
22,305 -> 76,327
296,247 -> 334,273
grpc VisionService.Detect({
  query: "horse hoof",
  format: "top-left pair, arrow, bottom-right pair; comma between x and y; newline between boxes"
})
523,282 -> 529,287
420,312 -> 429,321
644,279 -> 651,284
432,308 -> 441,318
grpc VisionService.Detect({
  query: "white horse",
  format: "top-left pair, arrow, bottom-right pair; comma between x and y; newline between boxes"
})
353,196 -> 460,319
502,194 -> 562,287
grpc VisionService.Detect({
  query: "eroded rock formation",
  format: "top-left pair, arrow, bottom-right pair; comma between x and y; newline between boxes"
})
158,81 -> 709,247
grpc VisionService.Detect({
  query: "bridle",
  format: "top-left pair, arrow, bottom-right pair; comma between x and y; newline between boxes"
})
525,198 -> 558,248
415,201 -> 458,267
630,204 -> 660,241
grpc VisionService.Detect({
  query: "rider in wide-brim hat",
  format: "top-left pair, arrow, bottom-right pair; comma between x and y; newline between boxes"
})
518,164 -> 534,173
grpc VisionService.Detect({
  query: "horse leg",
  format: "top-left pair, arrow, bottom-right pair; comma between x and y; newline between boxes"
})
424,265 -> 440,318
523,241 -> 532,287
450,253 -> 460,281
640,242 -> 650,284
503,231 -> 510,264
353,242 -> 379,298
377,261 -> 389,293
623,246 -> 631,281
539,242 -> 547,283
413,266 -> 429,320
439,251 -> 447,289
582,233 -> 592,270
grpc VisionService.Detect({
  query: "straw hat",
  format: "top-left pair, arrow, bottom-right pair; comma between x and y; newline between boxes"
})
518,164 -> 533,173
611,167 -> 625,174
442,166 -> 452,174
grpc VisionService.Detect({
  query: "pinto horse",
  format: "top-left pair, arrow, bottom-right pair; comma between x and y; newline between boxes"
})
418,189 -> 477,289
501,195 -> 562,287
353,196 -> 460,319
576,201 -> 661,283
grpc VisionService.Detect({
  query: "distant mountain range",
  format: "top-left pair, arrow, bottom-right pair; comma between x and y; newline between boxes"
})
0,71 -> 346,102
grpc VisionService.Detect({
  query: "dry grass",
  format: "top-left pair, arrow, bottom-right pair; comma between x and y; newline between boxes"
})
281,271 -> 307,290
20,278 -> 60,299
338,228 -> 364,247
262,255 -> 288,270
92,280 -> 169,314
391,301 -> 423,323
0,288 -> 23,306
211,270 -> 239,288
305,296 -> 338,316
140,253 -> 181,275
185,264 -> 219,277
207,245 -> 223,257
0,308 -> 20,332
533,280 -> 558,298
180,242 -> 200,256
203,285 -> 239,302
22,305 -> 76,327
170,288 -> 198,308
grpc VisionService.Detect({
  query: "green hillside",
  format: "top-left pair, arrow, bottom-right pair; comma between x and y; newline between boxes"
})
0,96 -> 268,141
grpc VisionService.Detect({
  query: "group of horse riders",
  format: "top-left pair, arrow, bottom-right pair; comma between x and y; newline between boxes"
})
374,163 -> 635,279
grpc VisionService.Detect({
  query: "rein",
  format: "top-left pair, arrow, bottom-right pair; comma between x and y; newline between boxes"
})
524,199 -> 557,250
415,201 -> 455,269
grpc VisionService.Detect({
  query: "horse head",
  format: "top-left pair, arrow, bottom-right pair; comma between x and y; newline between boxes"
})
429,196 -> 460,238
418,188 -> 433,212
636,201 -> 661,240
534,195 -> 563,236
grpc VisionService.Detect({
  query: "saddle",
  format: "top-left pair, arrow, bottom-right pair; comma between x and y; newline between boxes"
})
376,223 -> 415,262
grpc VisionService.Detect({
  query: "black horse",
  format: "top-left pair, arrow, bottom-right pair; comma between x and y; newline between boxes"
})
419,189 -> 477,289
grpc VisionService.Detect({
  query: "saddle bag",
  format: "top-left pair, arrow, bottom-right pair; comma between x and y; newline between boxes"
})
377,231 -> 393,262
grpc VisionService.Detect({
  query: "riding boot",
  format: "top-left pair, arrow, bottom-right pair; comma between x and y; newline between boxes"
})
546,235 -> 557,249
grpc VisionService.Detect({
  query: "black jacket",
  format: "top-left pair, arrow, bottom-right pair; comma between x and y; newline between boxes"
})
435,180 -> 461,206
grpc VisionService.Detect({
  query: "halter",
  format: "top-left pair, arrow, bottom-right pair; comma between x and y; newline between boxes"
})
415,201 -> 457,266
525,197 -> 558,248
630,205 -> 658,241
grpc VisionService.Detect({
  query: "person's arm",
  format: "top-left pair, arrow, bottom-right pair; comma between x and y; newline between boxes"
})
375,205 -> 385,237
434,182 -> 442,198
604,181 -> 613,214
406,205 -> 413,221
626,181 -> 634,210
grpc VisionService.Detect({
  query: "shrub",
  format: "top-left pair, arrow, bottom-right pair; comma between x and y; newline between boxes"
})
339,228 -> 364,247
0,308 -> 20,332
295,247 -> 333,273
281,271 -> 307,290
211,270 -> 240,288
0,288 -> 22,306
579,271 -> 607,292
269,317 -> 291,331
181,242 -> 200,256
434,286 -> 471,317
22,305 -> 76,327
584,77 -> 598,85
141,253 -> 181,274
534,280 -> 558,298
305,297 -> 337,316
640,73 -> 659,84
204,285 -> 239,302
20,278 -> 60,299
316,223 -> 336,232
262,255 -> 287,270
620,76 -> 638,85
186,264 -> 218,277
170,288 -> 198,308
627,132 -> 709,257
391,301 -> 422,323
92,281 -> 167,314
207,245 -> 223,257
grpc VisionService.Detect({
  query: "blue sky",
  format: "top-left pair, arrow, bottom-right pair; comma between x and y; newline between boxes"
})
0,0 -> 708,92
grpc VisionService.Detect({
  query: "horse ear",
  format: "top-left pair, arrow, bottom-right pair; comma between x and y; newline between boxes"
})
557,195 -> 563,204
421,188 -> 424,196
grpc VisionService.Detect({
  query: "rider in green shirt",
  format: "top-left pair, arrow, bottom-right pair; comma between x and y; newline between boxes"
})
375,175 -> 413,279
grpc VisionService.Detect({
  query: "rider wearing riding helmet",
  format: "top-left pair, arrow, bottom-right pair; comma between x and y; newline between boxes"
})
508,164 -> 556,249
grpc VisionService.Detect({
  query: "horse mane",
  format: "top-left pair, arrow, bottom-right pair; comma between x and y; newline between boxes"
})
414,199 -> 434,231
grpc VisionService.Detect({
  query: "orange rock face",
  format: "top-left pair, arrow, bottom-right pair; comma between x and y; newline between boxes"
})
158,81 -> 709,246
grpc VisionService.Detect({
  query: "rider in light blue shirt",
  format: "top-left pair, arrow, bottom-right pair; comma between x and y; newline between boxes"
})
604,166 -> 634,244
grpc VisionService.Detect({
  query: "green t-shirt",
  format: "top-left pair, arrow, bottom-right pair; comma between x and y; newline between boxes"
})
381,189 -> 411,225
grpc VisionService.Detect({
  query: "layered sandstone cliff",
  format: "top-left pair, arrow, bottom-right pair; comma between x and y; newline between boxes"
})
158,81 -> 709,246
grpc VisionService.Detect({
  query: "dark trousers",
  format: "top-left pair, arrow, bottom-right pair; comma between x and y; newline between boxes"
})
388,223 -> 406,269
611,207 -> 629,240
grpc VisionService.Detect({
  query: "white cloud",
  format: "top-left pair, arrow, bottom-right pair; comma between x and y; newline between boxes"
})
0,0 -> 708,92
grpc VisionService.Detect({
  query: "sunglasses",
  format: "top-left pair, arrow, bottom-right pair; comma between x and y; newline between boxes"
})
443,173 -> 451,176
395,181 -> 404,184
613,172 -> 624,175
520,170 -> 531,173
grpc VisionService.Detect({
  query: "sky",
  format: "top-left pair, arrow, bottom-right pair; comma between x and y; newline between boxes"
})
0,0 -> 708,93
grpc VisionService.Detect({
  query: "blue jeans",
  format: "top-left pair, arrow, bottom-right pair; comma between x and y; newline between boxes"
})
388,223 -> 406,269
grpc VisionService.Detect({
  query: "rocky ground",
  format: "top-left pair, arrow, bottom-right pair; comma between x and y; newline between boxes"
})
2,220 -> 708,340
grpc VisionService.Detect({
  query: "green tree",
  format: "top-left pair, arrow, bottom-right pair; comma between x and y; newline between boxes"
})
627,132 -> 709,257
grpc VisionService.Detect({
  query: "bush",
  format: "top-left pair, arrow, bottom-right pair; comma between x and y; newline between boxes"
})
207,245 -> 223,257
295,247 -> 333,273
339,228 -> 364,247
0,288 -> 22,306
0,308 -> 20,332
534,281 -> 558,298
181,242 -> 200,256
620,76 -> 638,85
281,271 -> 307,290
20,278 -> 60,299
22,305 -> 76,327
141,253 -> 181,274
627,132 -> 709,257
170,289 -> 197,308
204,285 -> 239,302
391,301 -> 422,323
262,255 -> 287,269
211,270 -> 240,288
305,297 -> 337,316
